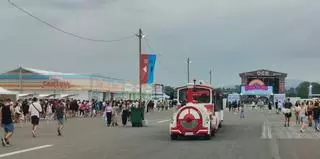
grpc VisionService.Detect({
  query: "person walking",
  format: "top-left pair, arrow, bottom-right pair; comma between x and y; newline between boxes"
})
79,101 -> 86,117
275,100 -> 279,114
239,105 -> 245,119
112,105 -> 119,127
14,101 -> 23,127
312,100 -> 320,132
283,98 -> 293,127
307,101 -> 313,127
299,102 -> 308,133
0,99 -> 14,146
29,97 -> 42,137
45,102 -> 53,123
55,100 -> 65,136
251,101 -> 256,110
294,102 -> 301,125
121,104 -> 129,126
268,101 -> 272,113
21,99 -> 29,124
105,103 -> 113,127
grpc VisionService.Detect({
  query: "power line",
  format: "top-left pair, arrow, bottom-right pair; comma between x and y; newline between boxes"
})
7,0 -> 135,42
144,37 -> 155,53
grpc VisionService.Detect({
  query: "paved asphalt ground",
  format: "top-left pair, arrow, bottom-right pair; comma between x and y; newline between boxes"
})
1,108 -> 320,159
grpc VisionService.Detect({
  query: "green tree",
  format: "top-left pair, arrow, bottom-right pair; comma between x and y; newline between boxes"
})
163,86 -> 175,100
286,87 -> 297,97
235,85 -> 241,93
296,81 -> 320,98
296,81 -> 310,98
311,82 -> 320,94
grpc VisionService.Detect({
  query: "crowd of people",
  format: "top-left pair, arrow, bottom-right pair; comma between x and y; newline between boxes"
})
0,97 -> 67,147
285,99 -> 320,133
228,98 -> 320,133
0,97 -> 172,147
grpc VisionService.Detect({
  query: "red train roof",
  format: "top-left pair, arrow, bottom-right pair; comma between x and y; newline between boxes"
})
176,84 -> 215,90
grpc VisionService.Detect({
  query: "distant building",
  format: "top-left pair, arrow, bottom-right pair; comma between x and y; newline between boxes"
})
239,69 -> 287,94
0,67 -> 153,100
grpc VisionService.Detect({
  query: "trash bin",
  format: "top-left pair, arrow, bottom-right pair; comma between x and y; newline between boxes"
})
131,107 -> 143,127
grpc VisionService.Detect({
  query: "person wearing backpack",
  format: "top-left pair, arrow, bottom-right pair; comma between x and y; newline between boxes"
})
29,97 -> 42,137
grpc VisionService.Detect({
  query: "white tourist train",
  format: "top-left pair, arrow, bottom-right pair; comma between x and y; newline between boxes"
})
169,81 -> 224,140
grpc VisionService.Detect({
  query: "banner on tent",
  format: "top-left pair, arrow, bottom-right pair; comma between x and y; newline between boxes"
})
241,86 -> 273,96
274,94 -> 286,103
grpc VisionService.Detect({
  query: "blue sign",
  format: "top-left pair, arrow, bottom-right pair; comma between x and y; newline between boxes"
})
228,93 -> 240,102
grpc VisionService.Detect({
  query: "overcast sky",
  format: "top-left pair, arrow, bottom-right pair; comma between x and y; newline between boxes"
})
1,0 -> 320,87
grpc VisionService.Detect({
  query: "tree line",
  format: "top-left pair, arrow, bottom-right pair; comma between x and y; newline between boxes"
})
162,81 -> 320,100
286,81 -> 320,98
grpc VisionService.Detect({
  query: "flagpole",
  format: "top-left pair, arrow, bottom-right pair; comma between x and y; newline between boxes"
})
187,58 -> 191,83
210,69 -> 212,85
138,29 -> 143,107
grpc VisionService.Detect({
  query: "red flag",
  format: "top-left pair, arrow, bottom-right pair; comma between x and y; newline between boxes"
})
140,54 -> 148,84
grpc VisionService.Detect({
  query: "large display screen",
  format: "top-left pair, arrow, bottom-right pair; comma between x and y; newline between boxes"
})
247,78 -> 279,93
241,86 -> 273,96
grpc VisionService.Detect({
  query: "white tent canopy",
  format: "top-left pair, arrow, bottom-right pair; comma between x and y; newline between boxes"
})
0,87 -> 17,101
0,87 -> 17,95
60,94 -> 78,99
163,94 -> 170,99
18,93 -> 35,97
38,94 -> 60,99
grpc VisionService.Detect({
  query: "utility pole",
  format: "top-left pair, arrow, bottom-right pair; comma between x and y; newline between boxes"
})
309,83 -> 313,99
209,69 -> 212,85
187,57 -> 190,83
137,28 -> 143,107
19,66 -> 23,94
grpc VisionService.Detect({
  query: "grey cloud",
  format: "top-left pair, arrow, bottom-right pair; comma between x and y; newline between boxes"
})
1,0 -> 320,87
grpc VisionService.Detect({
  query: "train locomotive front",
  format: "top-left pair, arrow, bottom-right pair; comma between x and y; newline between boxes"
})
169,82 -> 220,140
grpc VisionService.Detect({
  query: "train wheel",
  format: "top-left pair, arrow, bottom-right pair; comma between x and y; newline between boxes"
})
170,135 -> 178,140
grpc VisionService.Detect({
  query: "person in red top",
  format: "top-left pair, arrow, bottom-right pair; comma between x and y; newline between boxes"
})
79,101 -> 86,117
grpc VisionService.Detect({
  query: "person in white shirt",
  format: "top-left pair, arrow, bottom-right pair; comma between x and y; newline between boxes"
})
29,97 -> 42,137
299,102 -> 308,133
14,103 -> 22,127
105,103 -> 113,127
45,103 -> 53,122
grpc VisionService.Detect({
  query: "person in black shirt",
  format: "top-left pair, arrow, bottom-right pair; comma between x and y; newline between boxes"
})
22,99 -> 29,123
121,104 -> 129,126
55,100 -> 65,136
0,99 -> 14,146
283,98 -> 293,127
228,101 -> 231,111
312,100 -> 320,132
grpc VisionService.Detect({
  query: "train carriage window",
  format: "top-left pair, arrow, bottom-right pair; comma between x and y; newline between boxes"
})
178,88 -> 210,104
178,89 -> 187,105
193,88 -> 210,103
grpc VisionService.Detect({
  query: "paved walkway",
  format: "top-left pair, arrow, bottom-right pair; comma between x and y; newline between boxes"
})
1,108 -> 320,159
